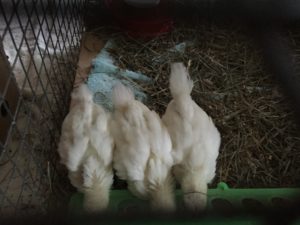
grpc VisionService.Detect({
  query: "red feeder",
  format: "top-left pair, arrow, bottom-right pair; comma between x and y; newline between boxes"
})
105,0 -> 173,39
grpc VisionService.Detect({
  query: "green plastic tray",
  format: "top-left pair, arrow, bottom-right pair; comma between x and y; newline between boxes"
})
69,182 -> 300,225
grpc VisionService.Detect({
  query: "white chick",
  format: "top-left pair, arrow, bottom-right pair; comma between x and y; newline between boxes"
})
110,83 -> 175,212
162,62 -> 221,212
57,84 -> 114,213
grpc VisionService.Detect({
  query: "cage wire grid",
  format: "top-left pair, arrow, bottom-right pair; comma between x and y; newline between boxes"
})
0,0 -> 86,214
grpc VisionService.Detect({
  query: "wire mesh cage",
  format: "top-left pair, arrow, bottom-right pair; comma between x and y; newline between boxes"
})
0,0 -> 299,222
0,0 -> 86,215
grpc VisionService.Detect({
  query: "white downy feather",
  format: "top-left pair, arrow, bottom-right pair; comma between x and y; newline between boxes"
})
57,84 -> 114,212
111,83 -> 176,211
163,62 -> 221,211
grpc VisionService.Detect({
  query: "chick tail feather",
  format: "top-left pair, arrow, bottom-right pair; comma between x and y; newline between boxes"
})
169,62 -> 194,99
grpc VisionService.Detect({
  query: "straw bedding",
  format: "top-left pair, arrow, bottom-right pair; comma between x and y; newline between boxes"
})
90,20 -> 300,188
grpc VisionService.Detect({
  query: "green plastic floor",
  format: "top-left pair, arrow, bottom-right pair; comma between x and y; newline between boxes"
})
69,182 -> 300,225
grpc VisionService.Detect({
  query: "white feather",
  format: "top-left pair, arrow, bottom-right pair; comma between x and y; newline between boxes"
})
57,84 -> 114,212
111,83 -> 176,211
163,62 -> 221,211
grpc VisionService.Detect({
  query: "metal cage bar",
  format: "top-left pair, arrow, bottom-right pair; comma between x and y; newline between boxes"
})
0,0 -> 86,215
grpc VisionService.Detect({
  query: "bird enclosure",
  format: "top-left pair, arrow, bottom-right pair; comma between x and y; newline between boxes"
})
0,0 -> 300,219
0,0 -> 86,214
